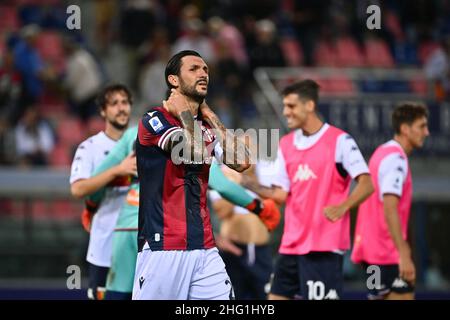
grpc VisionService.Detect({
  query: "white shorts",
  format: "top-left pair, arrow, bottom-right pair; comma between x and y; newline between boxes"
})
132,246 -> 234,300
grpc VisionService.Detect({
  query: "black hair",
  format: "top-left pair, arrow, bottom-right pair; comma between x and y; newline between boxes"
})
164,50 -> 202,89
281,79 -> 320,106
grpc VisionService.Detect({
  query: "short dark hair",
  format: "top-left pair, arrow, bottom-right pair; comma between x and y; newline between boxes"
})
165,50 -> 202,89
96,84 -> 132,110
392,102 -> 428,134
281,79 -> 320,105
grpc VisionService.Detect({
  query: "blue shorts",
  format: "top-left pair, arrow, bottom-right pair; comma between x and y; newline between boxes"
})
220,242 -> 272,300
363,263 -> 415,299
270,252 -> 343,300
88,263 -> 109,300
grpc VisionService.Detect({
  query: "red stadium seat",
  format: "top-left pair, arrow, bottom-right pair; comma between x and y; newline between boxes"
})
35,31 -> 66,72
56,117 -> 84,145
419,41 -> 441,64
0,6 -> 20,33
280,37 -> 303,66
314,40 -> 336,66
37,103 -> 68,119
410,79 -> 428,95
49,144 -> 72,167
335,37 -> 366,67
31,200 -> 49,220
51,200 -> 79,220
88,117 -> 105,136
327,76 -> 355,95
365,38 -> 394,67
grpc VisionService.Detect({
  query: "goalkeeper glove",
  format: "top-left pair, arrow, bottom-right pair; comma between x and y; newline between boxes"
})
246,198 -> 281,232
81,200 -> 98,233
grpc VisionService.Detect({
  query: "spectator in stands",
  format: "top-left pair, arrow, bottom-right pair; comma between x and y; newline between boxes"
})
288,0 -> 324,66
12,24 -> 55,121
172,18 -> 216,64
247,19 -> 286,72
139,40 -> 171,108
207,16 -> 248,68
14,106 -> 55,167
62,36 -> 103,121
0,45 -> 22,124
120,0 -> 155,48
424,36 -> 450,102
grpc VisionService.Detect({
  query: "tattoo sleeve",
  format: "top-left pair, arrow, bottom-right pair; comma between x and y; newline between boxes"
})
166,110 -> 207,164
206,113 -> 251,172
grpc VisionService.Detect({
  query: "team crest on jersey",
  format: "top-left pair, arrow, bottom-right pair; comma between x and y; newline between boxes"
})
149,116 -> 164,133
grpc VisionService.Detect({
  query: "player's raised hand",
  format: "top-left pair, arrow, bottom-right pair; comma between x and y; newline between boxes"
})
324,204 -> 348,222
117,153 -> 137,177
163,88 -> 190,118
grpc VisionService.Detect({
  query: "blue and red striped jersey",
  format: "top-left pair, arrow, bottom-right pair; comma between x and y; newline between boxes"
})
136,106 -> 217,251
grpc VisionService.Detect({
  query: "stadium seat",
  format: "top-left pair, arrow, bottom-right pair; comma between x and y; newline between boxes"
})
51,200 -> 79,220
419,41 -> 441,64
335,37 -> 366,67
35,31 -> 66,72
37,103 -> 67,120
31,200 -> 49,220
327,76 -> 355,95
393,42 -> 418,65
314,40 -> 336,66
56,117 -> 84,146
280,37 -> 303,66
49,144 -> 72,167
410,79 -> 428,95
0,6 -> 20,33
365,38 -> 394,67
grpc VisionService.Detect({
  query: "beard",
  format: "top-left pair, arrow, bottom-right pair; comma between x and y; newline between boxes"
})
108,113 -> 129,130
179,79 -> 207,103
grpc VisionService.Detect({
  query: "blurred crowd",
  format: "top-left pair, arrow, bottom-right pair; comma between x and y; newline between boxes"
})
0,0 -> 449,168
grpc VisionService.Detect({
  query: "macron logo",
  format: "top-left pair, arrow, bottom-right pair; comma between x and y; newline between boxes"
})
293,164 -> 317,182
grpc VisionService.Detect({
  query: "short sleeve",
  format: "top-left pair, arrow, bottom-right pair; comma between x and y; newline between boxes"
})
138,109 -> 183,151
336,133 -> 369,179
271,148 -> 290,192
378,153 -> 408,199
70,141 -> 94,184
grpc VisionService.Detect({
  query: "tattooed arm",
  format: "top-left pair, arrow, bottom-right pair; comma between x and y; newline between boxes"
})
200,102 -> 251,172
162,90 -> 207,164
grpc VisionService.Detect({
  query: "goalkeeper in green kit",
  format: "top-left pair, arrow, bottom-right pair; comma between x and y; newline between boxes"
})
83,126 -> 281,299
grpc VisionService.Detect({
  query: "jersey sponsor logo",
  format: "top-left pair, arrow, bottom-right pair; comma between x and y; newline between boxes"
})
149,116 -> 164,133
293,164 -> 317,182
